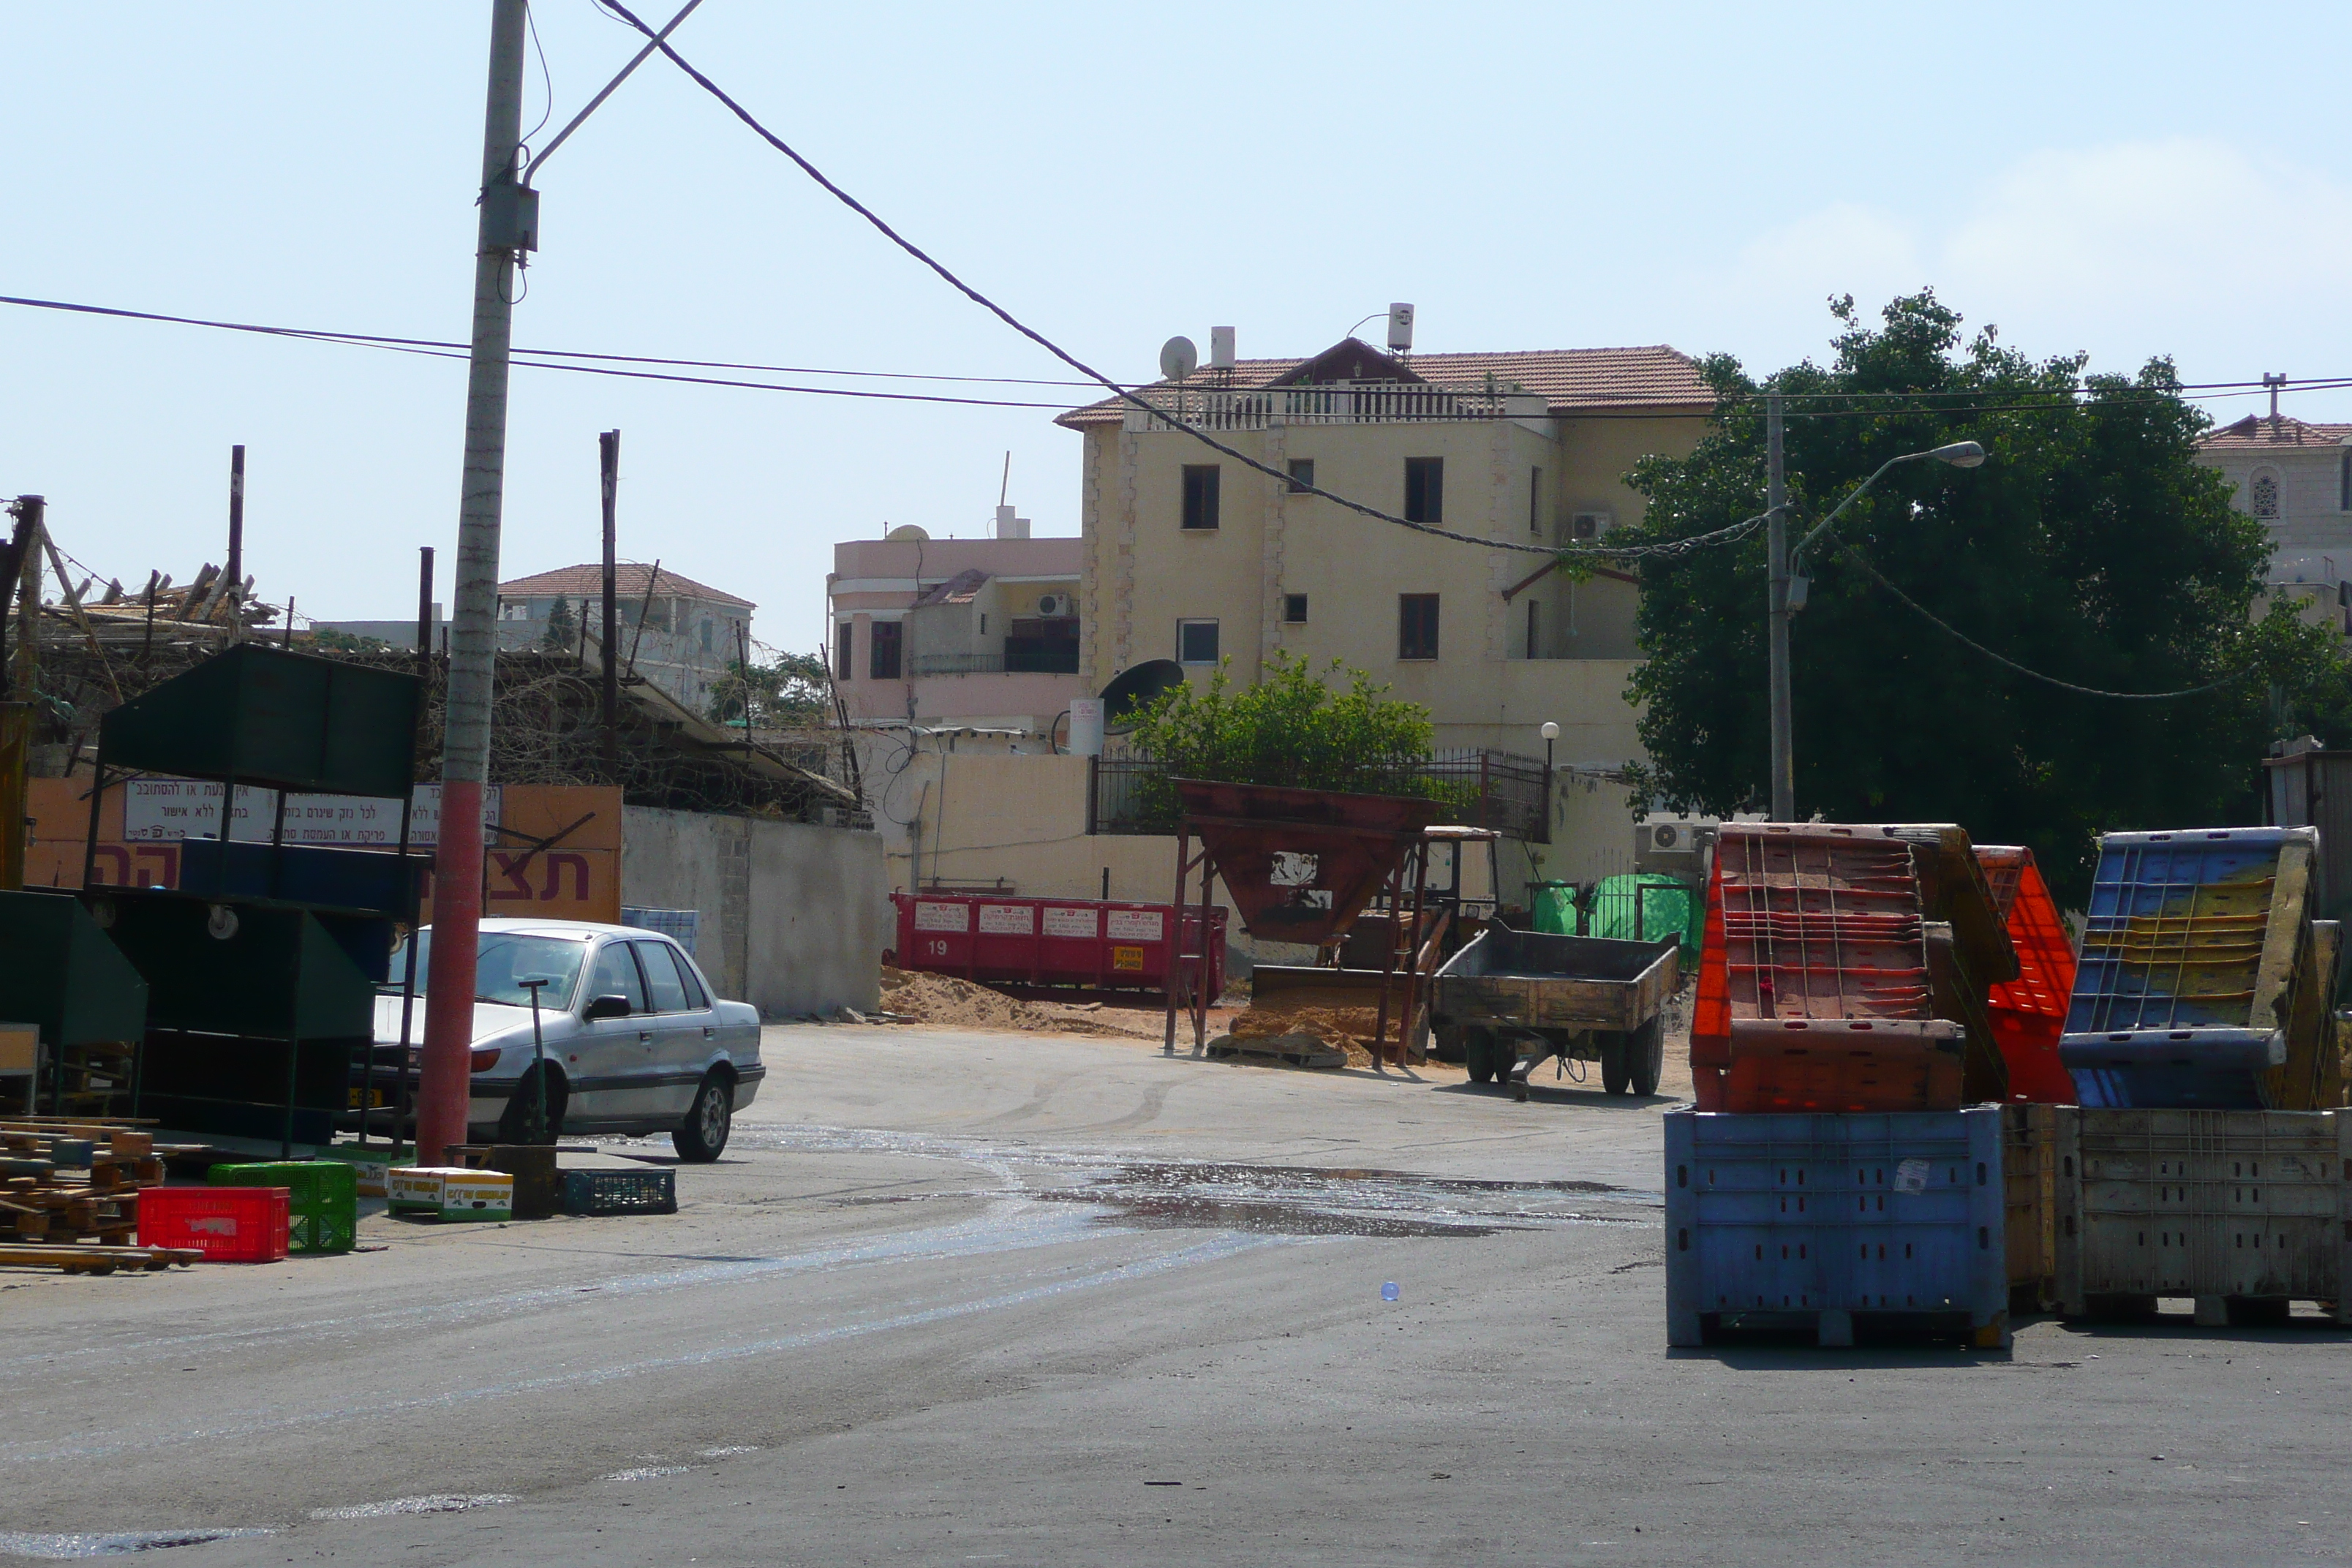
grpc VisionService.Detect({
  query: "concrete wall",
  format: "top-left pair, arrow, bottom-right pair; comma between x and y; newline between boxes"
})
622,806 -> 883,1017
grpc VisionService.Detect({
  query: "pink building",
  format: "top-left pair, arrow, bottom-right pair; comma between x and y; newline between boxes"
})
827,527 -> 1086,737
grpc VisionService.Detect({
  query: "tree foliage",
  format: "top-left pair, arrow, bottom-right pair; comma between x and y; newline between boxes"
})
540,593 -> 577,651
708,650 -> 833,728
1125,654 -> 1448,806
1619,290 -> 2348,903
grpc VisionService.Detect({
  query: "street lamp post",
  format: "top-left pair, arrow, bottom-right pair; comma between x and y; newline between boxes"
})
1764,433 -> 1984,820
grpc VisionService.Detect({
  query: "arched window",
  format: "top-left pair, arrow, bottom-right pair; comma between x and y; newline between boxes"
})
2251,470 -> 2281,520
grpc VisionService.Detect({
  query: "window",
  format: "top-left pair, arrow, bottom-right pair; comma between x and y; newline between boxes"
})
698,619 -> 714,652
1282,593 -> 1308,624
836,623 -> 854,681
870,620 -> 903,679
1287,458 -> 1316,494
1399,594 -> 1439,660
586,941 -> 649,1014
1177,619 -> 1220,664
2252,471 -> 2281,520
1525,598 -> 1540,660
979,614 -> 987,636
1182,464 -> 1221,529
637,942 -> 691,1012
2340,449 -> 2350,512
1529,467 -> 1543,533
665,944 -> 709,1009
1404,458 -> 1444,524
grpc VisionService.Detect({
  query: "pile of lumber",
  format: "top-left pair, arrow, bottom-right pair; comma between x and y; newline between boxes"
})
0,1117 -> 199,1272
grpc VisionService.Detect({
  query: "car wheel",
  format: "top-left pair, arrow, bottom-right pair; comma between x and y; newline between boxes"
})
674,1070 -> 734,1162
497,1066 -> 566,1145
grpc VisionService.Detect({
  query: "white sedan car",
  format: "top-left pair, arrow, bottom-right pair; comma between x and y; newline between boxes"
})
376,918 -> 763,1160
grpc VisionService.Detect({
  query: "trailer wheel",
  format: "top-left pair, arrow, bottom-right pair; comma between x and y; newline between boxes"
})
1600,1033 -> 1630,1095
1627,1016 -> 1666,1096
1463,1028 -> 1496,1084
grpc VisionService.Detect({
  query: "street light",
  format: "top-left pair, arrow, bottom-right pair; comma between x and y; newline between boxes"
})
1765,436 -> 1986,820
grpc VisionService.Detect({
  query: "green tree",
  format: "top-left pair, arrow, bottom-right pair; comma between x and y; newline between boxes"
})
540,594 -> 577,651
709,649 -> 832,728
1123,655 -> 1456,820
1619,290 -> 2345,904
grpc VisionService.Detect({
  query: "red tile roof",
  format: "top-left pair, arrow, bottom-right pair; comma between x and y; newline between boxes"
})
497,562 -> 755,611
2200,414 -> 2352,451
1055,341 -> 1714,429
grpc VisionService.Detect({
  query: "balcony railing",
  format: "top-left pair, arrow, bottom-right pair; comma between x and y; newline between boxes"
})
1121,382 -> 1545,433
911,652 -> 1005,676
1088,747 -> 1551,843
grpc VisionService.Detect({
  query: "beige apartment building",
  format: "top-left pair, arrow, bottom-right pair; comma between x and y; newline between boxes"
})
1058,336 -> 1714,767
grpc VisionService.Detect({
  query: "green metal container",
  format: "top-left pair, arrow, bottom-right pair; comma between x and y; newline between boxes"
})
208,1160 -> 358,1254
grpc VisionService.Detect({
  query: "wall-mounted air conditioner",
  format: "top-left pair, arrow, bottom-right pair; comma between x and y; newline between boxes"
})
1564,510 -> 1614,544
1036,593 -> 1072,617
1634,813 -> 1717,878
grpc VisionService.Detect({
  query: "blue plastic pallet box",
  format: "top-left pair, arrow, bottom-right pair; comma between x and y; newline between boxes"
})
1665,1107 -> 2009,1349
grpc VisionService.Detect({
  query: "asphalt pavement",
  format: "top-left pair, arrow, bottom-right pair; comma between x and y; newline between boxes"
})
1,1023 -> 2346,1566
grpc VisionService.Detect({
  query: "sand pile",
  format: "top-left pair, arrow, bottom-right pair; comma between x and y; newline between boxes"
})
874,968 -> 1178,1038
1226,985 -> 1399,1067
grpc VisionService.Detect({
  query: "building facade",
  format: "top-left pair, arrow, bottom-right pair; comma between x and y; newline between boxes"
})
1056,336 -> 1712,767
2196,412 -> 2352,636
494,563 -> 755,712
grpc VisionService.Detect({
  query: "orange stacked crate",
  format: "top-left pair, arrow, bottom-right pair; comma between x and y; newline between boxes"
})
1693,824 -> 1964,1115
1974,846 -> 2078,1104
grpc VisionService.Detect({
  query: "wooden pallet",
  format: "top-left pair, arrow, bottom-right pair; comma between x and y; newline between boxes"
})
0,1243 -> 200,1275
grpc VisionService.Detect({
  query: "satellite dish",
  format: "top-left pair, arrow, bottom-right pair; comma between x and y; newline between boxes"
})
885,524 -> 930,543
1158,336 -> 1199,383
1100,658 -> 1186,732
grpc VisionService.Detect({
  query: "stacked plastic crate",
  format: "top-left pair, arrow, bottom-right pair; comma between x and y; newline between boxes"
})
2053,826 -> 2351,1323
1670,823 -> 2016,1348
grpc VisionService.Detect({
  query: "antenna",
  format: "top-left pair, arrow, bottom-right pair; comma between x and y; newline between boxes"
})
1159,336 -> 1199,382
999,450 -> 1012,508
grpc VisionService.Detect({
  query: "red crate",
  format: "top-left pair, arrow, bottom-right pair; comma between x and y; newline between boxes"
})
1722,1017 -> 1967,1112
1974,846 -> 2078,1104
138,1186 -> 290,1262
890,893 -> 1226,997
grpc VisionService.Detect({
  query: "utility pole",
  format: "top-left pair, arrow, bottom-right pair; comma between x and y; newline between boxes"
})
226,445 -> 245,642
0,496 -> 42,891
600,429 -> 620,772
418,0 -> 532,1166
1765,394 -> 1794,821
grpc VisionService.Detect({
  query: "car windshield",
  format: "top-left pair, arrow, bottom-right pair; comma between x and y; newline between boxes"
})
387,930 -> 589,1009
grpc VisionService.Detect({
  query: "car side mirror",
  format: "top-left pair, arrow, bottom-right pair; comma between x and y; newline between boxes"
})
583,994 -> 633,1022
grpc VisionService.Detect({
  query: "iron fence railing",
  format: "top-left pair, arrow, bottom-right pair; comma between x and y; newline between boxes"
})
1088,747 -> 1551,843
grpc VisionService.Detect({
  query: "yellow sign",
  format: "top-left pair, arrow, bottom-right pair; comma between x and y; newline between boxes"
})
1112,945 -> 1144,971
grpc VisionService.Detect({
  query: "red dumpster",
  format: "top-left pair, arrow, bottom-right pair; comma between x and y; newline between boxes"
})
890,892 -> 1226,998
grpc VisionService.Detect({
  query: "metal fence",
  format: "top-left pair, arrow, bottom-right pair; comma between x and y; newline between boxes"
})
1088,747 -> 1550,843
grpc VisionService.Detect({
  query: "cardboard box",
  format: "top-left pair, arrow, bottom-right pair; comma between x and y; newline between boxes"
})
439,1168 -> 513,1223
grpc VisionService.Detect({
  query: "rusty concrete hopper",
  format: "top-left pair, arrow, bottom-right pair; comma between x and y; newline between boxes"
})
1173,778 -> 1445,946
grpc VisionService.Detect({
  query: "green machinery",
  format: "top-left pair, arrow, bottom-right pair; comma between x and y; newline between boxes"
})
78,644 -> 423,1155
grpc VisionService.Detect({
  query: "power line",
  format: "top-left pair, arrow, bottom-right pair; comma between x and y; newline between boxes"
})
1831,542 -> 2258,700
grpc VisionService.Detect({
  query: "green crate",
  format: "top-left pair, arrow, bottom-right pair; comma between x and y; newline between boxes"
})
209,1161 -> 358,1254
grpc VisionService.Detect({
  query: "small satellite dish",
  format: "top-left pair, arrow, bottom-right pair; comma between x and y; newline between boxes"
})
1101,658 -> 1186,732
1158,336 -> 1199,383
885,524 -> 930,543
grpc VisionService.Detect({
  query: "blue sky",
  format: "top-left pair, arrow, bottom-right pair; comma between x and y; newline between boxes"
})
4,2 -> 2348,650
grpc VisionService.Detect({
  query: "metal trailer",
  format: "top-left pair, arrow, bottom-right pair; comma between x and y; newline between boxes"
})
1428,924 -> 1679,1100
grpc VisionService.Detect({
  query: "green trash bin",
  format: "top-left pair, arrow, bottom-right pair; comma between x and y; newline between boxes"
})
208,1160 -> 358,1254
1583,873 -> 1701,962
1530,881 -> 1580,936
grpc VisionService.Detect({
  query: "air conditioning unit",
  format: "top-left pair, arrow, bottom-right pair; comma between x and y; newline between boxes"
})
1565,510 -> 1614,544
1036,593 -> 1072,617
1634,813 -> 1717,878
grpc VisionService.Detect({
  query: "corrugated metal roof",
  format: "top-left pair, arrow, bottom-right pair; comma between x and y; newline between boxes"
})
497,562 -> 755,611
1055,340 -> 1714,429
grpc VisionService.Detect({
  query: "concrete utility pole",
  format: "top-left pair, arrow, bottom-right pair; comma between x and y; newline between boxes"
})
419,0 -> 532,1165
226,445 -> 245,641
1765,394 -> 1795,821
0,496 -> 42,891
600,429 -> 620,772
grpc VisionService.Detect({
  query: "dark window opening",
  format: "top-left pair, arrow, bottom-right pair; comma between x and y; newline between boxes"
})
1287,458 -> 1316,494
1177,619 -> 1220,664
1525,598 -> 1540,660
1282,593 -> 1308,624
1529,466 -> 1543,533
870,620 -> 903,680
836,622 -> 855,681
1182,465 -> 1221,529
1404,458 -> 1444,524
1399,594 -> 1439,660
1005,617 -> 1081,674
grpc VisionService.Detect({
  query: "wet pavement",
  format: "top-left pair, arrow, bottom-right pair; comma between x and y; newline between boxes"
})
2,1024 -> 2348,1566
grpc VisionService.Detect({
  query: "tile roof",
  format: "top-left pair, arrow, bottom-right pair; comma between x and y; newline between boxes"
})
1056,340 -> 1714,429
2200,414 -> 2352,451
497,562 -> 755,611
